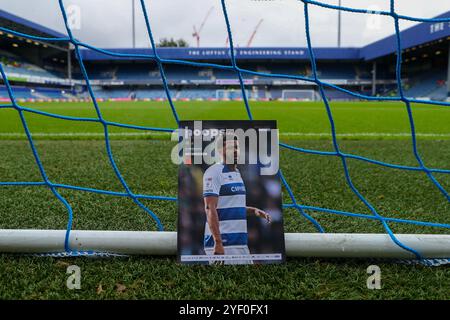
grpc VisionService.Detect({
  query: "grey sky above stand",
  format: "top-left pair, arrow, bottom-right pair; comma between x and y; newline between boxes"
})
0,0 -> 448,48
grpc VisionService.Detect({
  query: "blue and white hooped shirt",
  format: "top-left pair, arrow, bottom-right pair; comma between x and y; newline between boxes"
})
203,163 -> 248,248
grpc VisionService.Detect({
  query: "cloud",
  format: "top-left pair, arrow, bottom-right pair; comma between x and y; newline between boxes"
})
0,0 -> 448,48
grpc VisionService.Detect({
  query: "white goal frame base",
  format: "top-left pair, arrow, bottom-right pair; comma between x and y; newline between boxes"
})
0,229 -> 449,258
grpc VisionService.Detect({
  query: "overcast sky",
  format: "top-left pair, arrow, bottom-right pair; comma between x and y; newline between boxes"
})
0,0 -> 448,48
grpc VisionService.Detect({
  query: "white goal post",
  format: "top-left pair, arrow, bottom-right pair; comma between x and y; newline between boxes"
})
281,89 -> 316,101
0,229 -> 449,258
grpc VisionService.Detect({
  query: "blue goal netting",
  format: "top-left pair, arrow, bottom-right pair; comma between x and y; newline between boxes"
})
0,0 -> 449,261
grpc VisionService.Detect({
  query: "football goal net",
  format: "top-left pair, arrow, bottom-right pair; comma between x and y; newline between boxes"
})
281,89 -> 316,101
0,0 -> 449,263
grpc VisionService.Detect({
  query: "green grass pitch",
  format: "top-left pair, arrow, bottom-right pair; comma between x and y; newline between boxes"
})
1,100 -> 450,139
0,100 -> 449,299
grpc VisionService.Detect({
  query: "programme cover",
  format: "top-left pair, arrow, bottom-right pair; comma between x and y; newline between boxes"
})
176,120 -> 285,265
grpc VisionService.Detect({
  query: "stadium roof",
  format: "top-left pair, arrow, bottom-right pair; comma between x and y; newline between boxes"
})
79,10 -> 450,62
361,10 -> 450,60
0,8 -> 447,62
79,47 -> 361,61
0,9 -> 66,39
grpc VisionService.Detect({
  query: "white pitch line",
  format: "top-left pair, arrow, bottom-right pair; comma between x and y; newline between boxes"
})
0,132 -> 449,138
279,132 -> 450,137
0,132 -> 170,137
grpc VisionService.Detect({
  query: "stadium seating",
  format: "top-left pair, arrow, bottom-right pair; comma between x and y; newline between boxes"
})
3,64 -> 61,79
322,88 -> 358,101
0,85 -> 70,100
0,53 -> 63,80
1,52 -> 447,102
83,62 -> 370,83
176,89 -> 216,100
86,64 -> 215,82
404,69 -> 447,100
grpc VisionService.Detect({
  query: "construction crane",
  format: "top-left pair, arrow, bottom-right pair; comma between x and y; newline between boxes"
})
225,19 -> 264,47
246,19 -> 264,47
192,6 -> 214,47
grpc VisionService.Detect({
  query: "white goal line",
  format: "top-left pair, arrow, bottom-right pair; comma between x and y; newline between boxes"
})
0,132 -> 449,138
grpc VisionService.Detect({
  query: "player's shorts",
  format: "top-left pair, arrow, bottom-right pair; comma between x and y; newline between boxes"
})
204,245 -> 253,265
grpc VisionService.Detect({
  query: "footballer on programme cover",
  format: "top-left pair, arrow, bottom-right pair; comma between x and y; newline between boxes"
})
176,120 -> 285,265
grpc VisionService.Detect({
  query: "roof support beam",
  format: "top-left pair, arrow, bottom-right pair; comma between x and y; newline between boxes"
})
372,61 -> 377,96
447,42 -> 450,100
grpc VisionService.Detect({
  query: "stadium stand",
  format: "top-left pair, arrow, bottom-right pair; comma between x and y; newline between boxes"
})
404,68 -> 447,99
83,61 -> 371,82
0,85 -> 71,101
0,9 -> 448,102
